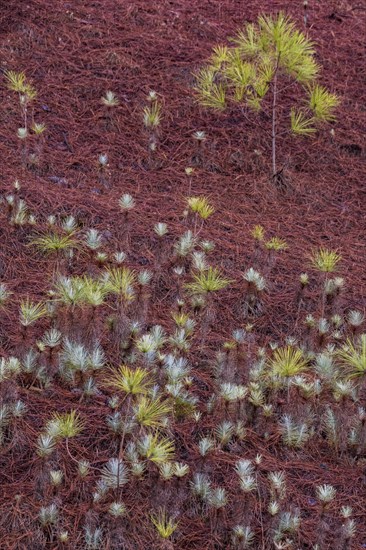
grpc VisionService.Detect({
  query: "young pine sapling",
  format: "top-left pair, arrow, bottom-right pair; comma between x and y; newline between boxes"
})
195,12 -> 339,186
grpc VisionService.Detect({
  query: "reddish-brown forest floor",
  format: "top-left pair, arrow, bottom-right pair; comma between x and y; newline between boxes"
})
0,0 -> 365,549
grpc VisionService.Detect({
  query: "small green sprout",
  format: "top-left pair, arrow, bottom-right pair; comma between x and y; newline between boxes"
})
31,232 -> 78,255
138,433 -> 175,464
143,99 -> 162,128
19,298 -> 47,327
250,224 -> 265,241
101,90 -> 119,107
119,194 -> 135,211
31,122 -> 46,135
337,334 -> 366,378
185,266 -> 231,294
311,248 -> 341,273
266,237 -> 288,251
4,70 -> 37,99
150,509 -> 178,539
134,397 -> 172,428
186,196 -> 215,220
104,365 -> 152,396
46,410 -> 84,439
269,346 -> 308,377
17,128 -> 28,139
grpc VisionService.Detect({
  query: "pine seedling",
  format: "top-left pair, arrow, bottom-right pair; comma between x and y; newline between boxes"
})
316,484 -> 336,514
143,95 -> 162,129
103,267 -> 136,303
191,472 -> 212,500
310,248 -> 341,273
185,266 -> 231,294
138,432 -> 175,464
41,329 -> 62,359
174,462 -> 190,478
78,460 -> 91,478
30,122 -> 46,168
315,352 -> 339,386
46,410 -> 84,439
104,365 -> 151,396
191,251 -> 208,272
59,339 -> 89,383
32,122 -> 46,135
39,504 -> 58,528
0,357 -> 21,387
58,531 -> 69,543
85,229 -> 103,251
101,90 -> 119,107
0,283 -> 12,309
80,276 -> 108,309
164,354 -> 191,382
150,509 -> 178,539
265,237 -> 288,252
322,407 -> 340,450
84,526 -> 104,549
268,471 -> 287,503
53,276 -> 85,311
19,298 -> 47,327
31,231 -> 78,257
299,273 -> 309,289
195,13 -> 339,184
50,470 -> 63,487
4,70 -> 37,144
232,525 -> 255,548
347,310 -> 364,333
332,380 -> 355,402
341,519 -> 356,548
114,251 -> 127,264
243,268 -> 266,291
10,199 -> 28,226
269,346 -> 308,379
106,411 -> 135,436
275,511 -> 301,540
337,334 -> 366,379
278,415 -> 311,448
119,194 -> 135,222
89,345 -> 106,372
4,70 -> 37,101
251,225 -> 265,242
143,90 -> 163,159
192,130 -> 207,167
243,267 -> 266,316
4,70 -> 28,93
100,458 -> 129,489
36,434 -> 56,458
235,460 -> 257,493
268,501 -> 280,517
134,396 -> 172,428
108,501 -> 126,518
215,420 -> 235,446
207,487 -> 228,509
174,230 -> 196,258
220,382 -> 248,405
17,128 -> 29,140
154,222 -> 168,237
159,461 -> 175,481
198,437 -> 215,457
186,196 -> 215,221
61,216 -> 78,234
193,130 -> 206,142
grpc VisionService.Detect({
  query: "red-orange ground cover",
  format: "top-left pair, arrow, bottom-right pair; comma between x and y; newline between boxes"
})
0,1 -> 365,548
